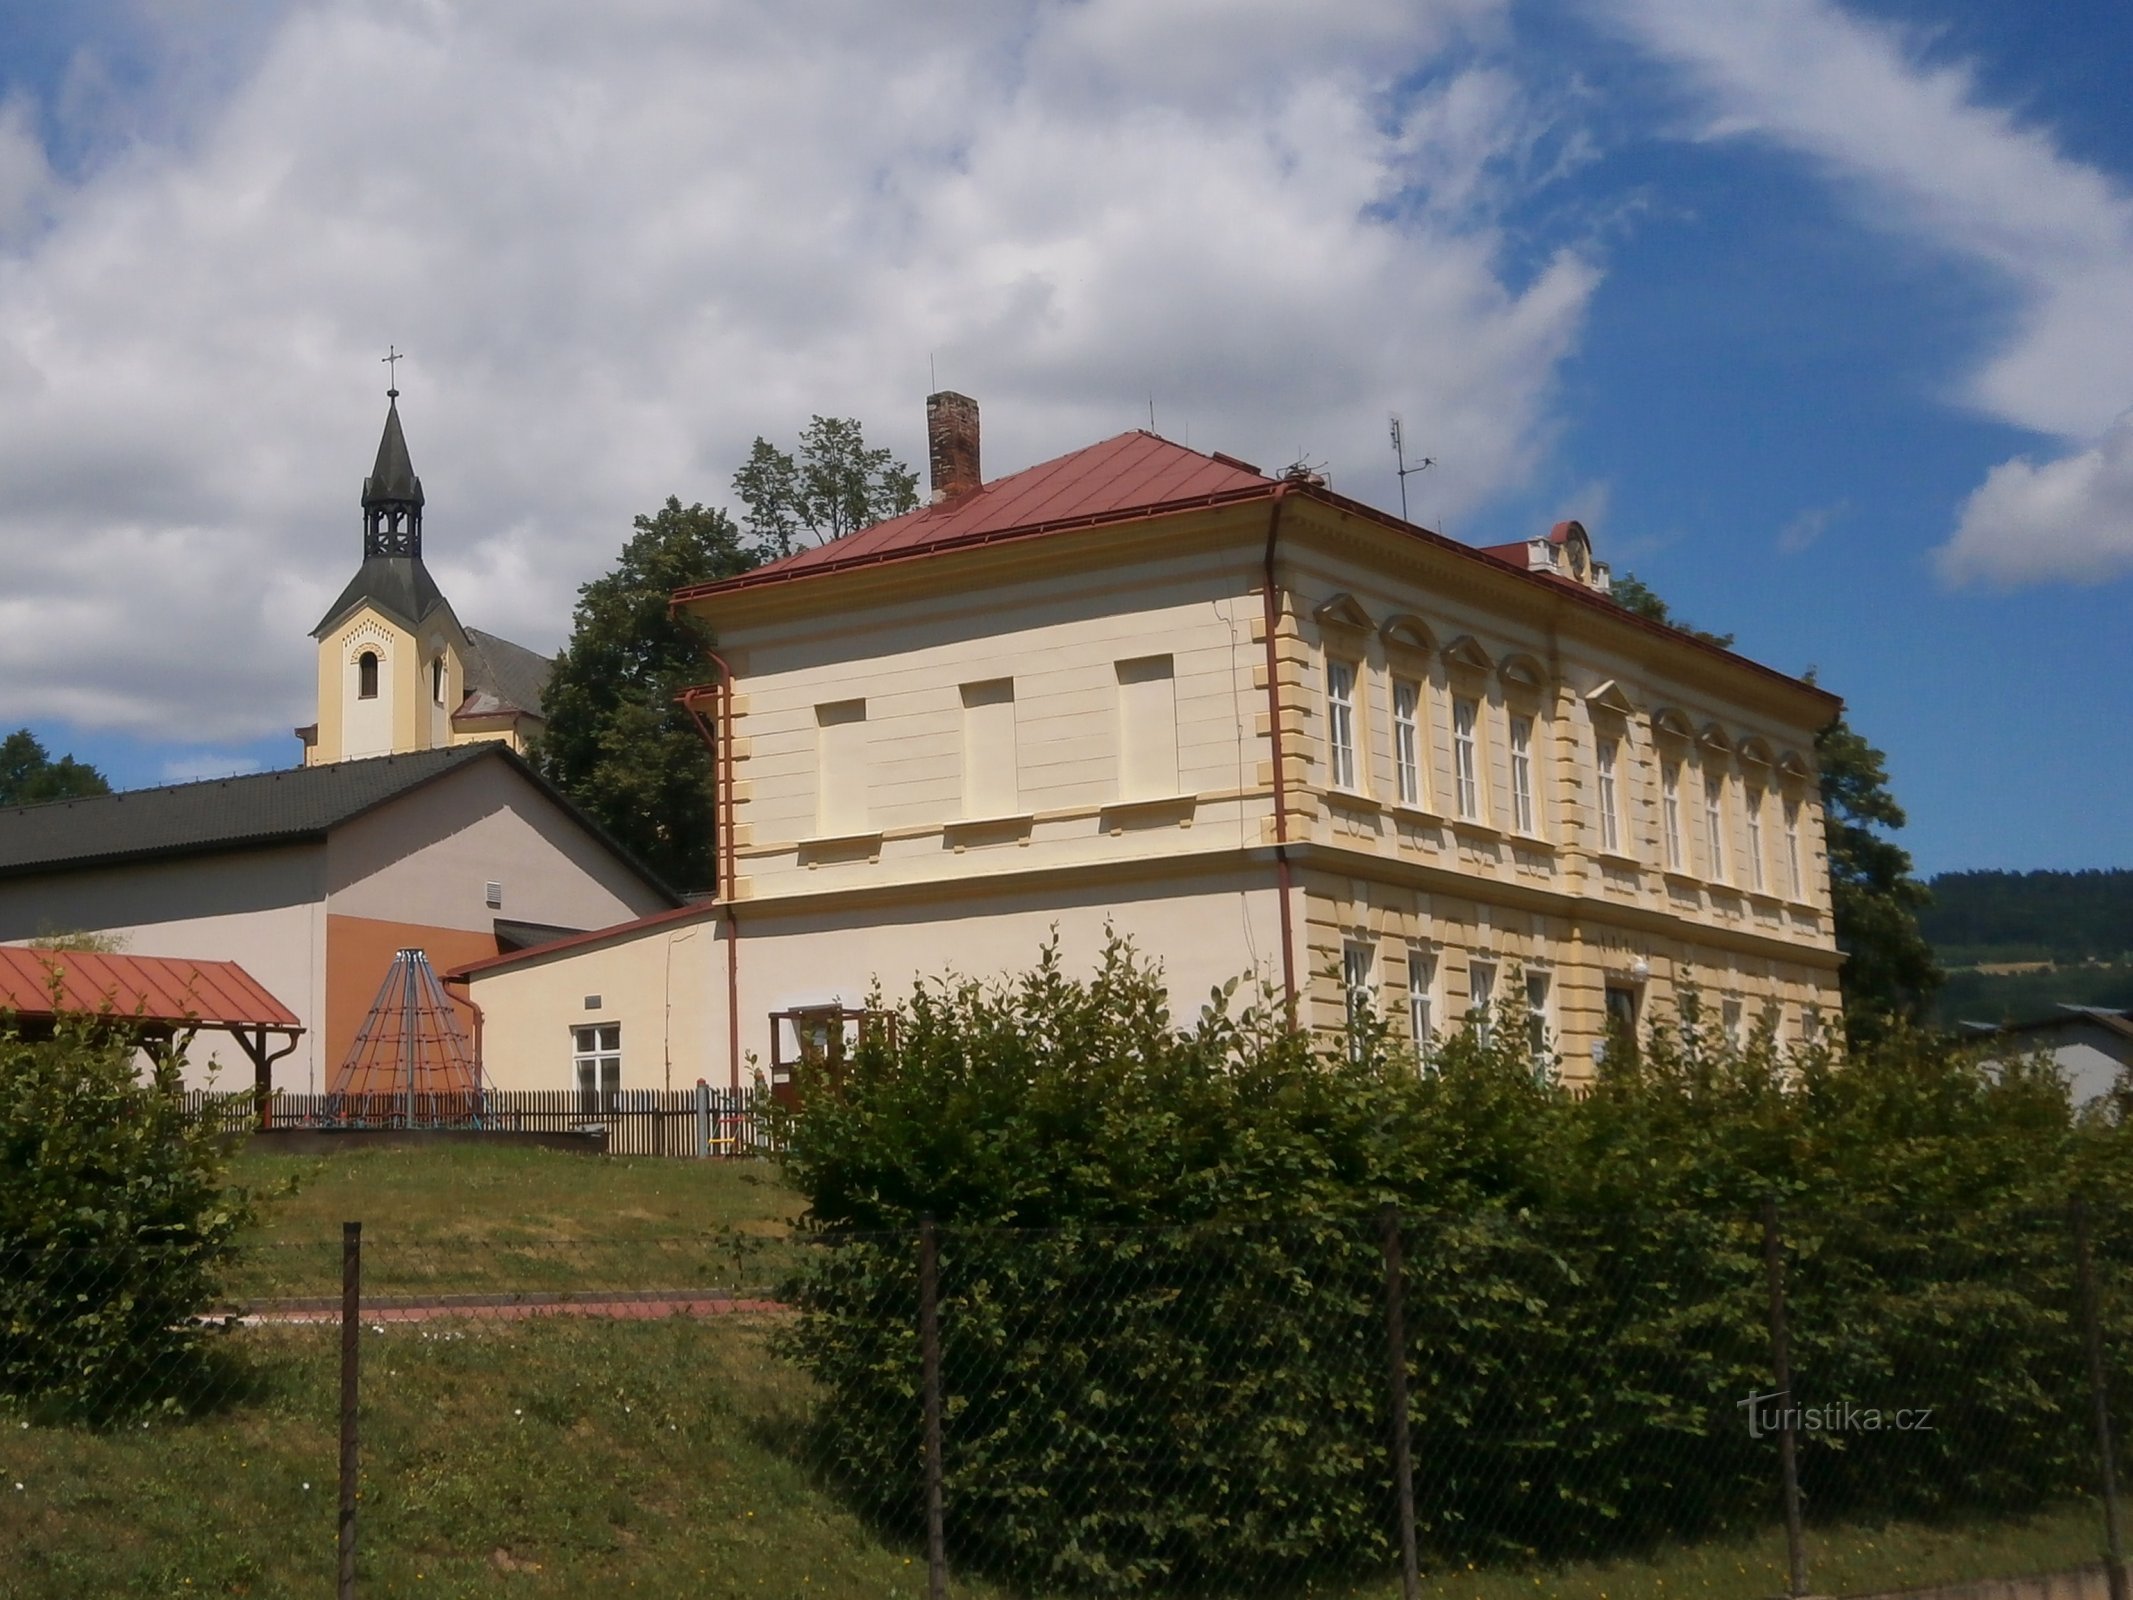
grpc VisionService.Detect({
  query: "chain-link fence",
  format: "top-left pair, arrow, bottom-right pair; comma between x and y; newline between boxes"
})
6,1206 -> 2133,1598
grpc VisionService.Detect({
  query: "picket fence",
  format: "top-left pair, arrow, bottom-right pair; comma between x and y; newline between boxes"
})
179,1086 -> 774,1159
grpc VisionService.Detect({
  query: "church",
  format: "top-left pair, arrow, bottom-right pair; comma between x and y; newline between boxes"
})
0,393 -> 678,1090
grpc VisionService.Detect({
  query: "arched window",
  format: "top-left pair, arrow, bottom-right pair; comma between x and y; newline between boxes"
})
358,651 -> 379,700
431,655 -> 445,705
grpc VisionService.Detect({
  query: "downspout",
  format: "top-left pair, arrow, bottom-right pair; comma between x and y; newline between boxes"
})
441,976 -> 485,1090
1260,484 -> 1299,1016
680,664 -> 744,1093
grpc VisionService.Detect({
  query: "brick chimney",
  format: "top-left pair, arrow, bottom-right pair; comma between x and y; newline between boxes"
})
926,391 -> 981,502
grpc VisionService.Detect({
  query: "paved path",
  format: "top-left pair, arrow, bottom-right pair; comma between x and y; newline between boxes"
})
210,1289 -> 788,1326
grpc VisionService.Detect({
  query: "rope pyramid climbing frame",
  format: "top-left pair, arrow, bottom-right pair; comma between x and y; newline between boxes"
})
327,948 -> 484,1121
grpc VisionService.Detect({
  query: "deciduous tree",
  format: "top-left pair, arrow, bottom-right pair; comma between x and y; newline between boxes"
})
731,416 -> 918,557
0,730 -> 109,806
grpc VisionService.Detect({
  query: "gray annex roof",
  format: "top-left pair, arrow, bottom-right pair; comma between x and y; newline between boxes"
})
312,554 -> 453,638
0,744 -> 677,900
463,628 -> 554,719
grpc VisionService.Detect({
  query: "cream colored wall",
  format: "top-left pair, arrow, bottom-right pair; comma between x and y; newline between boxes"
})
0,846 -> 330,1090
313,602 -> 471,765
467,866 -> 1288,1094
325,756 -> 672,932
704,517 -> 1275,907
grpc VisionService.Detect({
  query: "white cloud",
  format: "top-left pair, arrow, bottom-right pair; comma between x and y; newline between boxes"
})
0,0 -> 1596,744
1776,499 -> 1847,556
159,752 -> 264,784
1600,0 -> 2133,586
1941,412 -> 2133,587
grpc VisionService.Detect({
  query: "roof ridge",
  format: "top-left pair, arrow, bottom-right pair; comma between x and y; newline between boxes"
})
0,745 -> 485,817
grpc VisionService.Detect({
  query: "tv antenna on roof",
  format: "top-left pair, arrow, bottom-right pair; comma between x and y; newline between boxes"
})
1389,415 -> 1433,524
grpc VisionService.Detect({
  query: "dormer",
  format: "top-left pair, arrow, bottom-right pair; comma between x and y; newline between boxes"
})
1481,519 -> 1613,596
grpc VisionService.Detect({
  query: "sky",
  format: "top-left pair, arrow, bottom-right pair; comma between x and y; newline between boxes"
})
0,0 -> 2127,875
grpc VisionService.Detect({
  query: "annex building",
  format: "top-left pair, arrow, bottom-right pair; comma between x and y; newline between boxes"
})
458,394 -> 1845,1099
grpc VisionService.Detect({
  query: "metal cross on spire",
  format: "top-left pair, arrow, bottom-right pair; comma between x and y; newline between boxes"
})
382,345 -> 404,398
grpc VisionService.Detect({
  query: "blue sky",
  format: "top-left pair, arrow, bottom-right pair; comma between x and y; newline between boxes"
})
0,0 -> 2127,875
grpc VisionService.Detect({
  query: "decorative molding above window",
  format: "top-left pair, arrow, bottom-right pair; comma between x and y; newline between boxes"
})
1441,634 -> 1493,674
1379,612 -> 1435,654
1736,735 -> 1777,769
1651,707 -> 1694,740
1777,749 -> 1812,778
1498,653 -> 1547,692
1312,593 -> 1373,631
1583,679 -> 1637,717
1698,721 -> 1734,754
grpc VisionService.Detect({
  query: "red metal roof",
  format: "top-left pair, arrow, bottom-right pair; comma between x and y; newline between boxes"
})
677,432 -> 1275,600
0,946 -> 300,1031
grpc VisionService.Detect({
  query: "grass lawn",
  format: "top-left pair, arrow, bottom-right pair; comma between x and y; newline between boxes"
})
224,1143 -> 803,1301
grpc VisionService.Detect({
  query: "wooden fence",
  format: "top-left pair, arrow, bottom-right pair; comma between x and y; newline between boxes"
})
180,1087 -> 774,1159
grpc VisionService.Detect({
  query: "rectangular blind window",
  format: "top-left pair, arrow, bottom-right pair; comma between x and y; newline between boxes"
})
1745,788 -> 1766,892
1662,761 -> 1684,870
1452,697 -> 1480,820
1326,661 -> 1358,791
960,679 -> 1017,817
1509,715 -> 1536,834
1784,800 -> 1804,899
1596,736 -> 1621,854
816,700 -> 868,835
1406,950 -> 1434,1062
1704,773 -> 1728,882
1116,656 -> 1179,799
1393,680 -> 1421,807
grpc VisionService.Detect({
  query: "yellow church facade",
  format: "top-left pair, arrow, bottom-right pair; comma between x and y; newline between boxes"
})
457,395 -> 1843,1098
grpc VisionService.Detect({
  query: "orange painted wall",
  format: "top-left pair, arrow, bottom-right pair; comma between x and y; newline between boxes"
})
323,914 -> 498,1082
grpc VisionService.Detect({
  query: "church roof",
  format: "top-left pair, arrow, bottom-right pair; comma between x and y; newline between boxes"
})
0,745 -> 679,900
362,397 -> 424,509
312,554 -> 453,638
461,628 -> 554,720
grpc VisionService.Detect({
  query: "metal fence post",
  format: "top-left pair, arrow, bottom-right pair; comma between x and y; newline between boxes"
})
919,1217 -> 947,1600
1380,1205 -> 1421,1600
2073,1198 -> 2129,1600
338,1220 -> 362,1600
1763,1198 -> 1808,1599
694,1080 -> 710,1158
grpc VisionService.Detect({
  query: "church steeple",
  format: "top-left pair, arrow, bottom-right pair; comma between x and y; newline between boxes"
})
362,387 -> 425,558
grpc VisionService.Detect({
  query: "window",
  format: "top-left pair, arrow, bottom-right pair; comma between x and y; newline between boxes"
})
1596,736 -> 1621,854
1801,1003 -> 1823,1046
1406,950 -> 1435,1062
1509,715 -> 1536,834
1326,661 -> 1359,791
430,655 -> 446,706
1604,984 -> 1639,1037
572,1023 -> 621,1114
960,679 -> 1018,817
1467,960 -> 1496,1043
816,699 -> 869,835
1721,998 -> 1744,1050
1784,800 -> 1804,899
357,650 -> 379,700
1452,697 -> 1481,820
1524,971 -> 1551,1060
1662,761 -> 1684,870
1745,788 -> 1767,893
1392,679 -> 1422,807
1343,941 -> 1375,1060
1117,656 -> 1179,799
1704,774 -> 1728,882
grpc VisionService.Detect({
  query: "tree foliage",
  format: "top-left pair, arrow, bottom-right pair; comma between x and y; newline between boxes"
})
779,937 -> 2114,1589
731,416 -> 918,558
1818,713 -> 1942,1043
0,730 -> 109,807
1609,571 -> 1736,649
1,1005 -> 252,1420
1922,869 -> 2133,965
535,497 -> 757,892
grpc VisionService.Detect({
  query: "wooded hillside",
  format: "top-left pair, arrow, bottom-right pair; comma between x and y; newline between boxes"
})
1919,869 -> 2133,966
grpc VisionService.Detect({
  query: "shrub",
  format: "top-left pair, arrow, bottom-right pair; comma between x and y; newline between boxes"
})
0,1005 -> 253,1420
778,937 -> 2127,1591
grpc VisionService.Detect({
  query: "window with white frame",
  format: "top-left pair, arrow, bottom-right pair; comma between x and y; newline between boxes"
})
1406,950 -> 1435,1062
1801,1003 -> 1823,1046
1784,799 -> 1804,899
1392,679 -> 1422,808
1704,772 -> 1728,883
572,1023 -> 621,1114
1662,760 -> 1685,870
1524,970 -> 1551,1061
1596,735 -> 1622,854
1509,714 -> 1537,834
1721,997 -> 1743,1050
1467,959 -> 1497,1043
1326,661 -> 1360,791
1745,787 -> 1767,893
960,678 -> 1018,817
1342,941 -> 1375,1059
1452,697 -> 1481,820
